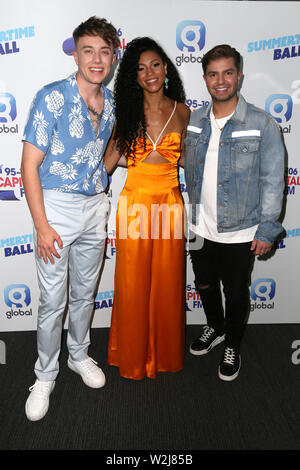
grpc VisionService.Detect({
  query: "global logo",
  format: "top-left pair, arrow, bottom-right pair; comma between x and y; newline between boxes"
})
0,92 -> 18,135
265,94 -> 293,124
179,171 -> 187,193
176,20 -> 206,67
176,20 -> 206,52
250,278 -> 276,302
4,284 -> 33,320
4,284 -> 31,307
0,92 -> 17,122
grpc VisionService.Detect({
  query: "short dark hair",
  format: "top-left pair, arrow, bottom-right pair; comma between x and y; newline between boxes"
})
73,16 -> 118,49
202,44 -> 241,74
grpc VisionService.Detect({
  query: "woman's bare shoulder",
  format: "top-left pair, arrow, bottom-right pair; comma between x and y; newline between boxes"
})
176,102 -> 190,123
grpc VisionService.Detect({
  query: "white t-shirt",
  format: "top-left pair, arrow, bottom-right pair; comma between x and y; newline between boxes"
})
190,110 -> 258,243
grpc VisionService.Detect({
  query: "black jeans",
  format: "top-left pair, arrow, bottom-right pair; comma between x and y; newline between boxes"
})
189,235 -> 254,349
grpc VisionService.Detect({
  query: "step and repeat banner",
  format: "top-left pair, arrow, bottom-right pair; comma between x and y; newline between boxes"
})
1,0 -> 299,331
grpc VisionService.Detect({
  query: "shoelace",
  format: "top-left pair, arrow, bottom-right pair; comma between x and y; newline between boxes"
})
79,357 -> 99,375
28,381 -> 53,397
200,326 -> 215,343
223,347 -> 236,365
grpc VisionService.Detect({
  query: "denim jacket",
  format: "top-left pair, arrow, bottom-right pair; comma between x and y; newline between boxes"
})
184,94 -> 285,243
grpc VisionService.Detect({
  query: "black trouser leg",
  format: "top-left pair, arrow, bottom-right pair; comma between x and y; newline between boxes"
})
219,241 -> 253,348
189,235 -> 253,348
189,237 -> 225,331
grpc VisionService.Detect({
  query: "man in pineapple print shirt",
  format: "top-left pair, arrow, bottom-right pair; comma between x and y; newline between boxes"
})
21,17 -> 118,421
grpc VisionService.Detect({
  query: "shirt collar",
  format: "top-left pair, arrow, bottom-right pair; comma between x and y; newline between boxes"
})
230,94 -> 247,123
66,71 -> 114,126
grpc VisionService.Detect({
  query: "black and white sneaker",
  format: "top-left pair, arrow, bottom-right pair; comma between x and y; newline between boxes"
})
189,326 -> 225,356
218,346 -> 241,381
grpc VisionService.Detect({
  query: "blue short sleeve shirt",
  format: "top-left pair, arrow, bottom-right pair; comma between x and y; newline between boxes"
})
23,72 -> 115,195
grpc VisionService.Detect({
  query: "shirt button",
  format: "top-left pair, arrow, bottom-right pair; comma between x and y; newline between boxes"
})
242,147 -> 247,152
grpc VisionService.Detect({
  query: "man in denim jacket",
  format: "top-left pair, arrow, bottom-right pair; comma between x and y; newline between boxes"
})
184,45 -> 285,381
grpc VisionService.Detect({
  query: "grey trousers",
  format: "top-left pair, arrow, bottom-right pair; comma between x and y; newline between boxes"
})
33,190 -> 109,381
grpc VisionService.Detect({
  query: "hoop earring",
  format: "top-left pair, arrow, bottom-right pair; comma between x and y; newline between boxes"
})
164,77 -> 169,90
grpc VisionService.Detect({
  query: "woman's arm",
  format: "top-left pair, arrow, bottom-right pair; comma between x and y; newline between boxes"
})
178,126 -> 186,168
117,155 -> 128,168
178,104 -> 190,168
104,126 -> 124,174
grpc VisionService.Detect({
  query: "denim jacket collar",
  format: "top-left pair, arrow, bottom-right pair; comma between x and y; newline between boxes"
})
202,93 -> 247,123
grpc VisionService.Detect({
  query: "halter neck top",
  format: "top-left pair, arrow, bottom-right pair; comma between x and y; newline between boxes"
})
128,102 -> 181,166
128,132 -> 181,167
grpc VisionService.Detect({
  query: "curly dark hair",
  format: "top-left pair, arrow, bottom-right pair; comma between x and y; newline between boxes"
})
113,37 -> 186,158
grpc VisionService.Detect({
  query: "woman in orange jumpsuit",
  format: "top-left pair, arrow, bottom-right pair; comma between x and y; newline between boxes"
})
105,37 -> 190,380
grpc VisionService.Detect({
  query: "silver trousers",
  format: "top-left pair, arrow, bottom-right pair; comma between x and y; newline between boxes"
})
33,190 -> 109,381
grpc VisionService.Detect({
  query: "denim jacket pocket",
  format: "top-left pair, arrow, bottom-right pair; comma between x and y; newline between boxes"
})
232,140 -> 260,170
185,130 -> 202,148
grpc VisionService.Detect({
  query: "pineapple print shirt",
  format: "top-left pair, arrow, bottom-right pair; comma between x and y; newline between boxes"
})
23,72 -> 115,195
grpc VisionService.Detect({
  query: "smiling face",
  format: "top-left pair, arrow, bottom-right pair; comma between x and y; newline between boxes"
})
203,57 -> 242,105
137,50 -> 167,94
73,34 -> 115,86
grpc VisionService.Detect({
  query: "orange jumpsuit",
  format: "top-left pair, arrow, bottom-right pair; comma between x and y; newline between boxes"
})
108,132 -> 185,379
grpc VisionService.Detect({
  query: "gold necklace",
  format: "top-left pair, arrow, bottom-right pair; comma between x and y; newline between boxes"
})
213,115 -> 224,132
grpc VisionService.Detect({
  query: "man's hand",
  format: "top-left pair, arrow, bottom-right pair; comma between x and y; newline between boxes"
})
251,238 -> 273,256
36,225 -> 63,264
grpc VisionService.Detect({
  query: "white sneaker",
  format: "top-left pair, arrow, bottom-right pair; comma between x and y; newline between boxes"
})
25,380 -> 55,421
68,356 -> 106,388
